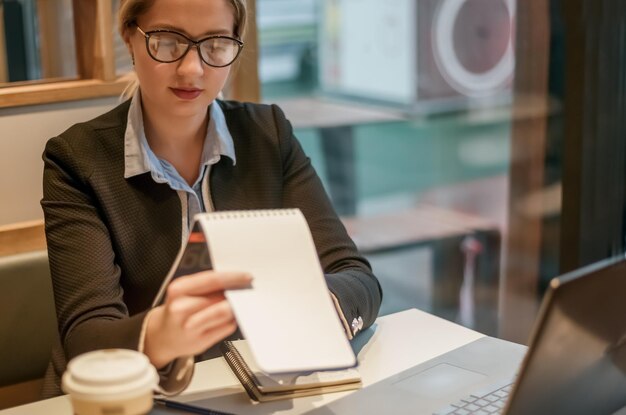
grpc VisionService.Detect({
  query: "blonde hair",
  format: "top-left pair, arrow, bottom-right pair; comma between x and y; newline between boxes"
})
118,0 -> 248,99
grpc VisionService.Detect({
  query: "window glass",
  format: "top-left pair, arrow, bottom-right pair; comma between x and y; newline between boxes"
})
1,0 -> 77,85
257,0 -> 626,342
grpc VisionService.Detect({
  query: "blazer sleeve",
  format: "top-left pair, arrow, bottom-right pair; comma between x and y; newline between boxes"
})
42,133 -> 147,361
270,104 -> 383,335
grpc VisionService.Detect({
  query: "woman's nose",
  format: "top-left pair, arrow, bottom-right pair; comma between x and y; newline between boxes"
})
177,46 -> 204,76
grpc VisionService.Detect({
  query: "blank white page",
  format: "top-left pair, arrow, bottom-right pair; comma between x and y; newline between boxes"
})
197,209 -> 356,374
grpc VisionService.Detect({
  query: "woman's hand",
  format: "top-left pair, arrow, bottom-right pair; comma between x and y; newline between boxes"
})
143,271 -> 252,369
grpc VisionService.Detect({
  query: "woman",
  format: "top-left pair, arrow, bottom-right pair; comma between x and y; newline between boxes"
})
41,0 -> 381,397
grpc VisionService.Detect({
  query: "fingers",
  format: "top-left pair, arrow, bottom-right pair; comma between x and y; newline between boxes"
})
167,271 -> 253,299
197,319 -> 238,351
153,271 -> 247,360
144,301 -> 238,366
184,299 -> 234,332
167,292 -> 225,317
177,300 -> 238,355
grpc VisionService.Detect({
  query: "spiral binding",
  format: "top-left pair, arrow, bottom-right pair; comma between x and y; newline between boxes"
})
220,342 -> 262,401
204,209 -> 300,221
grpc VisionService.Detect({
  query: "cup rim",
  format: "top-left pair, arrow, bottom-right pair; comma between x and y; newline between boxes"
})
62,349 -> 158,400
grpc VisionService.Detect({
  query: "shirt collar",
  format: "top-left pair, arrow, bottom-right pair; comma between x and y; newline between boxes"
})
123,89 -> 237,180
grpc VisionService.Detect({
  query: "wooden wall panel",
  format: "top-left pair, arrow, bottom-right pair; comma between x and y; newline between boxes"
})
0,220 -> 46,257
72,0 -> 116,82
499,0 -> 551,343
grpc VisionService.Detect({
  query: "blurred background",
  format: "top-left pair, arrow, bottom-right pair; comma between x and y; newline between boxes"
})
1,0 -> 625,345
255,0 -> 531,338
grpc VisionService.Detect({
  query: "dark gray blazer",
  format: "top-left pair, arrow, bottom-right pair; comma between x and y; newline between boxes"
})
41,99 -> 382,396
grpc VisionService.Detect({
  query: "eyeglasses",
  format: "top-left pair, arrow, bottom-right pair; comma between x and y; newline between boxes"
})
135,25 -> 244,67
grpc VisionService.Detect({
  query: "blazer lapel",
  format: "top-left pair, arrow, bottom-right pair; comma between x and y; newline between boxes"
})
210,102 -> 282,212
209,157 -> 252,211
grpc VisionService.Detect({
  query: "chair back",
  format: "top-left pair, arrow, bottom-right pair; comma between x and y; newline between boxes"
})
0,221 -> 56,409
0,250 -> 56,387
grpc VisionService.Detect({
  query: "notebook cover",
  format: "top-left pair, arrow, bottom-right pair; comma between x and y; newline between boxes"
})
221,341 -> 362,402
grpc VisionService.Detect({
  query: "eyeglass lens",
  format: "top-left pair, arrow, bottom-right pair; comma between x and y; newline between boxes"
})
147,32 -> 240,66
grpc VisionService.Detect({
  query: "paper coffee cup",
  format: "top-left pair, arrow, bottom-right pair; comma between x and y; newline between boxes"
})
62,349 -> 159,415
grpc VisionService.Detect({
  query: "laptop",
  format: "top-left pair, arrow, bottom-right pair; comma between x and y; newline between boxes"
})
308,255 -> 626,415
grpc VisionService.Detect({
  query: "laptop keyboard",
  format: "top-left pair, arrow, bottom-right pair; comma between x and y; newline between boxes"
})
433,381 -> 513,415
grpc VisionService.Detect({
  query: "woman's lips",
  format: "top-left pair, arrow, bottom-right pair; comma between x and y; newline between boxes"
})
171,88 -> 202,100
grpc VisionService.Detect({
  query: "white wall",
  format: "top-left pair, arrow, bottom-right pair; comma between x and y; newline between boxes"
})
0,97 -> 119,226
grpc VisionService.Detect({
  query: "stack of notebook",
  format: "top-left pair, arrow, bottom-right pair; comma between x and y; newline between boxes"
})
156,209 -> 363,402
221,340 -> 362,402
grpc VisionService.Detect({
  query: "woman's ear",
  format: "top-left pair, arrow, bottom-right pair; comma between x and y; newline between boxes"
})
122,31 -> 135,65
121,25 -> 134,52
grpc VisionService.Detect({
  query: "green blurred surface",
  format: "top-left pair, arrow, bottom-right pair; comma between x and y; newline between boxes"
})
295,115 -> 511,203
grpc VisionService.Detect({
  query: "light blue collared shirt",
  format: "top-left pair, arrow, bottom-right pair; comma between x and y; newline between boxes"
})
123,89 -> 236,228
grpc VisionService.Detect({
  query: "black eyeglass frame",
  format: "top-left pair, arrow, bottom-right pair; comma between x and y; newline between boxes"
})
135,25 -> 244,68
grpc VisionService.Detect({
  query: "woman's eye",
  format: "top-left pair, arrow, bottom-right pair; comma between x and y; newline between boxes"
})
160,38 -> 177,48
208,41 -> 226,53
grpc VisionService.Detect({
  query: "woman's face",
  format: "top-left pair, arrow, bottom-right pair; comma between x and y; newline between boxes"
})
127,0 -> 236,121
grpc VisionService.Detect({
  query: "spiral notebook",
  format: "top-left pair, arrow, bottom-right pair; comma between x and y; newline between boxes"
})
221,339 -> 361,402
153,209 -> 356,374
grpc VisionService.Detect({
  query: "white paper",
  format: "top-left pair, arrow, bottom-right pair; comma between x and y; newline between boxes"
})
198,209 -> 356,373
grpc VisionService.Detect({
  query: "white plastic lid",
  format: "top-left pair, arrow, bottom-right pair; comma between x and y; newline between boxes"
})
62,349 -> 158,401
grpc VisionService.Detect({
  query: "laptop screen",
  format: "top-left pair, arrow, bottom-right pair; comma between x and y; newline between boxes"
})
506,256 -> 626,415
